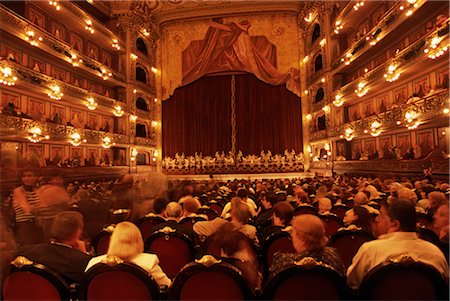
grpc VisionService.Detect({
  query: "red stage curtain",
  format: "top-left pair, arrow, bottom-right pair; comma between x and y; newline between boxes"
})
162,73 -> 302,157
234,73 -> 302,155
162,75 -> 232,157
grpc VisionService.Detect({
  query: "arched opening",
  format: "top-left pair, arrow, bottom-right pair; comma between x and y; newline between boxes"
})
312,24 -> 321,43
136,97 -> 149,111
314,54 -> 323,72
136,67 -> 147,83
136,38 -> 148,56
136,123 -> 147,138
315,88 -> 324,103
317,115 -> 327,130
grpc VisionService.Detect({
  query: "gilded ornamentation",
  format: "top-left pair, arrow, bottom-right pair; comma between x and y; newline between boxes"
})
103,225 -> 116,233
102,255 -> 124,266
195,255 -> 221,267
11,256 -> 33,268
294,256 -> 335,271
337,224 -> 362,232
158,226 -> 176,235
390,254 -> 417,266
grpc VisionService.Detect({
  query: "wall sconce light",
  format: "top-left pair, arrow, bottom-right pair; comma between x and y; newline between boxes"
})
341,52 -> 352,65
404,110 -> 420,129
307,145 -> 312,154
383,63 -> 401,82
130,114 -> 137,122
102,136 -> 115,148
142,29 -> 150,37
333,94 -> 344,107
151,67 -> 158,74
322,105 -> 330,113
355,80 -> 369,97
151,121 -> 159,127
304,90 -> 309,95
334,20 -> 344,34
353,1 -> 365,11
85,96 -> 97,110
305,114 -> 312,121
0,61 -> 18,86
152,149 -> 158,161
304,12 -> 314,23
443,108 -> 449,115
319,39 -> 326,47
130,53 -> 138,60
25,30 -> 43,46
370,121 -> 382,136
111,39 -> 120,50
303,56 -> 309,63
131,148 -> 138,161
113,104 -> 124,117
340,127 -> 354,141
133,89 -> 138,94
85,19 -> 94,34
424,36 -> 448,59
48,84 -> 63,100
28,127 -> 49,143
324,143 -> 330,152
154,97 -> 158,103
69,53 -> 82,67
69,132 -> 86,146
48,1 -> 61,10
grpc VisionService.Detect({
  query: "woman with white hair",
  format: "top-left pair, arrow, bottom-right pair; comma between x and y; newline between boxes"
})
269,214 -> 345,277
85,222 -> 171,287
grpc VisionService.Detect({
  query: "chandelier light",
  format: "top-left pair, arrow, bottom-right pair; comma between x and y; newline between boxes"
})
355,80 -> 369,97
340,127 -> 354,141
333,94 -> 344,107
69,132 -> 86,146
85,96 -> 97,110
424,36 -> 448,60
48,84 -> 63,100
102,136 -> 115,148
404,111 -> 420,130
85,19 -> 94,34
130,114 -> 137,122
131,148 -> 138,161
48,1 -> 61,11
111,39 -> 120,50
383,63 -> 401,82
25,30 -> 42,46
113,104 -> 124,117
369,121 -> 382,137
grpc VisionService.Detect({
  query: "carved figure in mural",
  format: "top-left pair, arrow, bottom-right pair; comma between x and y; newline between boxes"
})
224,151 -> 234,166
295,152 -> 304,163
413,144 -> 422,159
236,150 -> 243,163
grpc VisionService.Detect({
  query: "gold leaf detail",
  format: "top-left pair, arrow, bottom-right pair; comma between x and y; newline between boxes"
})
11,256 -> 33,268
102,255 -> 124,266
158,226 -> 176,234
195,255 -> 221,267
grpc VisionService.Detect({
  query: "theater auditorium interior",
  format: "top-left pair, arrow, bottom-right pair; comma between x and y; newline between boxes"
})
0,0 -> 449,300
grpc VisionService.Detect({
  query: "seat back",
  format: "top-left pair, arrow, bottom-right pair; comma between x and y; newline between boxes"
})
264,257 -> 348,300
91,225 -> 115,255
319,214 -> 344,237
328,227 -> 374,269
136,215 -> 167,241
78,256 -> 160,301
294,205 -> 318,216
416,212 -> 432,228
262,230 -> 296,278
417,227 -> 441,247
170,255 -> 252,300
330,204 -> 348,220
145,227 -> 195,278
359,255 -> 449,300
2,256 -> 70,301
178,216 -> 206,234
197,206 -> 218,220
208,202 -> 224,216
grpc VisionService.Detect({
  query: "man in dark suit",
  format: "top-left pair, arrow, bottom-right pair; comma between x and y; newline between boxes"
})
17,211 -> 91,283
148,202 -> 195,240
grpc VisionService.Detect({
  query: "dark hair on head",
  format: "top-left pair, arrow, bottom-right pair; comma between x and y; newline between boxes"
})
352,206 -> 373,233
422,184 -> 435,196
21,167 -> 38,177
387,199 -> 417,232
237,189 -> 249,199
273,201 -> 294,226
231,201 -> 251,224
153,198 -> 169,214
265,192 -> 279,206
216,222 -> 247,256
51,211 -> 83,242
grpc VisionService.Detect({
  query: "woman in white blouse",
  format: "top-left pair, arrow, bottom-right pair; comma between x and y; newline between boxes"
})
85,221 -> 171,287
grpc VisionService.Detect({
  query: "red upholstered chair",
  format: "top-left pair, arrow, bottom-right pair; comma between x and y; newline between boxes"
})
294,204 -> 318,216
328,225 -> 375,269
178,216 -> 206,234
330,204 -> 348,220
417,226 -> 441,247
145,226 -> 195,278
208,201 -> 224,216
359,254 -> 449,300
416,212 -> 432,229
91,224 -> 115,255
78,256 -> 160,300
197,206 -> 219,220
264,257 -> 348,300
2,256 -> 70,301
319,214 -> 344,238
136,214 -> 167,241
261,229 -> 296,279
170,255 -> 253,300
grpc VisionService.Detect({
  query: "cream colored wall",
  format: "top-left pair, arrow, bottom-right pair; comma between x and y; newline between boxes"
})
160,13 -> 301,100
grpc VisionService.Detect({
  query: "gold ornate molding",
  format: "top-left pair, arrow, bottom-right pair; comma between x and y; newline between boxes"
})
195,255 -> 221,267
157,226 -> 176,235
102,255 -> 124,266
294,256 -> 335,271
11,256 -> 33,268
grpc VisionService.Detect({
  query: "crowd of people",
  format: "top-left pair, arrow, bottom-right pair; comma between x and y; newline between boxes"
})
0,168 -> 449,297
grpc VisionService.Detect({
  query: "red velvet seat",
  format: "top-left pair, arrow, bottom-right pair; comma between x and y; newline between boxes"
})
359,255 -> 448,300
178,216 -> 206,234
330,204 -> 348,220
197,206 -> 219,220
264,257 -> 348,300
319,214 -> 344,238
2,256 -> 70,301
416,212 -> 432,228
261,230 -> 296,279
145,226 -> 195,278
91,224 -> 115,255
170,255 -> 253,300
294,204 -> 318,216
417,226 -> 441,247
78,256 -> 160,300
208,201 -> 224,216
328,226 -> 374,269
136,214 -> 167,241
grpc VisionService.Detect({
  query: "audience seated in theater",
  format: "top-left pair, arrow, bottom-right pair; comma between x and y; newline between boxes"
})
194,198 -> 257,242
152,198 -> 169,218
312,186 -> 328,207
416,183 -> 435,211
318,197 -> 333,214
12,168 -> 44,246
85,221 -> 171,287
215,222 -> 261,291
428,191 -> 447,216
261,201 -> 294,242
364,185 -> 380,201
432,203 -> 449,244
17,211 -> 91,283
292,186 -> 311,206
179,196 -> 205,220
221,189 -> 257,219
254,192 -> 278,231
353,192 -> 379,215
37,173 -> 70,242
269,214 -> 345,278
347,199 -> 449,289
148,202 -> 195,240
343,206 -> 373,234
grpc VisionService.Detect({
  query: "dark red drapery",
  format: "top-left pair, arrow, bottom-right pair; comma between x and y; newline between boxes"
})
162,73 -> 302,158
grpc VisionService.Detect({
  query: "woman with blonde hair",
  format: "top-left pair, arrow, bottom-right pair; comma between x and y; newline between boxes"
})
85,222 -> 171,287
